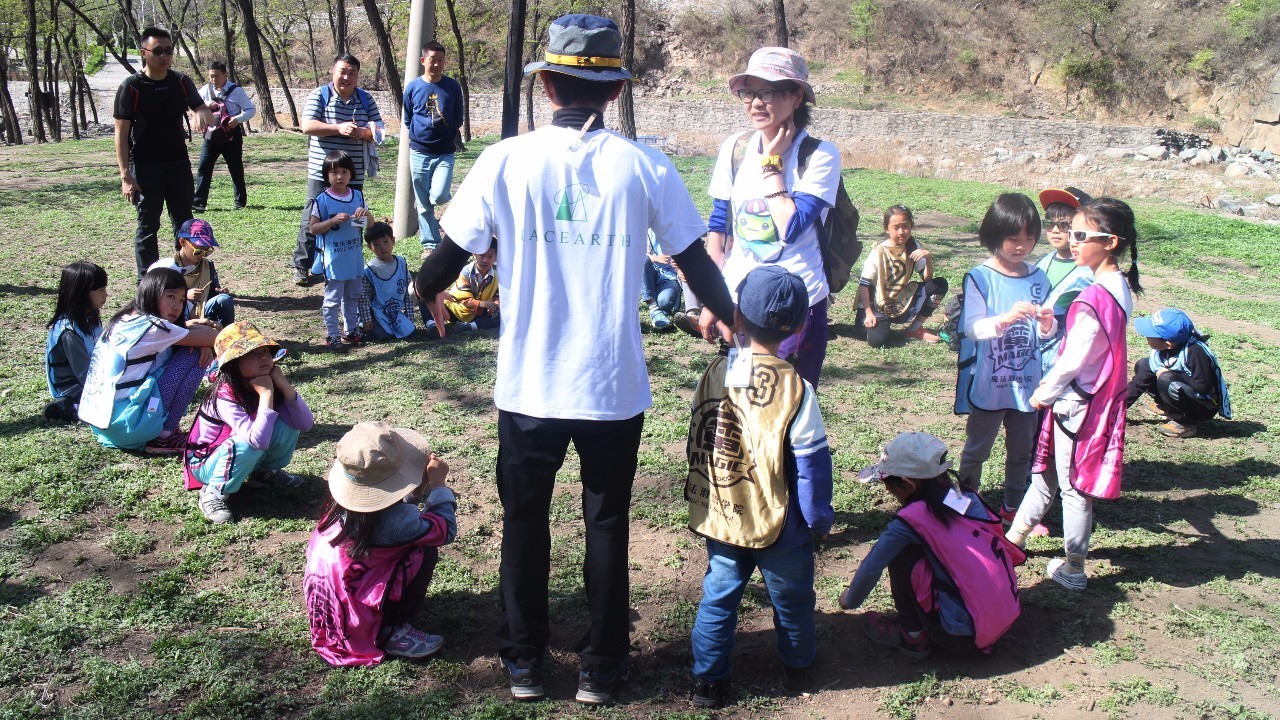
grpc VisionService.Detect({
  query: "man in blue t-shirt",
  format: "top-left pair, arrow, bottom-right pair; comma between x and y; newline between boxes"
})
402,41 -> 463,257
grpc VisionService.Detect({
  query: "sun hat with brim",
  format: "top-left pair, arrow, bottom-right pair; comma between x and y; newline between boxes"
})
1038,187 -> 1092,212
1134,308 -> 1195,345
858,432 -> 953,483
523,14 -> 633,82
213,321 -> 282,369
327,422 -> 430,513
728,47 -> 816,105
178,218 -> 219,248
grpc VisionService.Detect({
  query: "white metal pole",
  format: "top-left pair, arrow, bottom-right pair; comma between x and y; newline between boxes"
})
393,0 -> 434,241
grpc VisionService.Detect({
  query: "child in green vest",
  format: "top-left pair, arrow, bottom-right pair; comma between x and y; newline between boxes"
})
684,265 -> 834,709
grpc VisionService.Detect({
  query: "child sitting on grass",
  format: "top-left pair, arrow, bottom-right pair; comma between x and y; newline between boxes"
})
856,205 -> 948,347
184,322 -> 313,524
839,432 -> 1025,659
148,218 -> 235,328
1127,308 -> 1231,439
304,421 -> 457,666
358,221 -> 418,341
685,265 -> 833,709
440,239 -> 499,331
641,232 -> 681,332
44,262 -> 108,422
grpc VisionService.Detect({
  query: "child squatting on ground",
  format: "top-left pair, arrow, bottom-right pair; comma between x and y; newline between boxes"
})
441,238 -> 499,331
1008,197 -> 1142,591
44,262 -> 108,422
1126,308 -> 1232,439
358,221 -> 419,341
147,218 -> 236,328
184,322 -> 314,524
839,432 -> 1025,659
856,204 -> 948,347
78,268 -> 218,455
309,149 -> 370,350
955,193 -> 1056,524
684,265 -> 834,710
304,421 -> 457,666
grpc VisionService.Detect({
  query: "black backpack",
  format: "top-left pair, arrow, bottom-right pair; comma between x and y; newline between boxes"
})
939,292 -> 963,352
731,133 -> 862,293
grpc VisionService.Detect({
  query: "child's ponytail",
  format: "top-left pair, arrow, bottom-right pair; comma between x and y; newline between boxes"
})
1080,197 -> 1142,294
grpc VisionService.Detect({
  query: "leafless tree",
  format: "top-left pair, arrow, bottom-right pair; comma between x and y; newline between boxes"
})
617,0 -> 636,139
442,0 -> 471,141
233,0 -> 281,130
361,0 -> 402,114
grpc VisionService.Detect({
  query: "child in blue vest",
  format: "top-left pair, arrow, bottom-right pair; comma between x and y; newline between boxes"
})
1127,308 -> 1231,438
955,193 -> 1055,523
1036,188 -> 1094,371
45,262 -> 109,422
840,432 -> 1025,658
309,150 -> 369,350
358,221 -> 418,341
685,266 -> 833,709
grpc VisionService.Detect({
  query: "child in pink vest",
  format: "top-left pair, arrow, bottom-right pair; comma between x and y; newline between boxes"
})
840,432 -> 1026,658
304,422 -> 457,666
1007,197 -> 1141,591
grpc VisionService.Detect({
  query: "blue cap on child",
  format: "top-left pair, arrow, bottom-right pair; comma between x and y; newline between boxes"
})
736,265 -> 808,333
1134,308 -> 1194,345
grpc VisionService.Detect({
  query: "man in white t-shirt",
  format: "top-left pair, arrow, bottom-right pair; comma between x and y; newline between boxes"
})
413,13 -> 734,706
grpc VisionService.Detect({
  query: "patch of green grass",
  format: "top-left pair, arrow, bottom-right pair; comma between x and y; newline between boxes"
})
880,672 -> 944,720
1098,677 -> 1179,718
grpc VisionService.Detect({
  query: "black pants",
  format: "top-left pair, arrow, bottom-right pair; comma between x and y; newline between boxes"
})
193,131 -> 246,208
132,159 -> 194,279
1127,360 -> 1217,424
495,409 -> 644,672
293,179 -> 362,272
887,544 -> 979,654
859,277 -> 949,348
380,546 -> 439,638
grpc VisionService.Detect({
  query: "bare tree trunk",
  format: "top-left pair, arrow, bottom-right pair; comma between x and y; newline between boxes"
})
772,0 -> 788,47
233,0 -> 281,130
24,0 -> 47,142
156,0 -> 201,76
501,0 -> 527,138
0,55 -> 23,144
59,0 -> 136,72
442,0 -> 470,141
44,29 -> 63,141
303,12 -> 321,85
115,0 -> 144,53
618,0 -> 636,139
335,0 -> 347,54
57,28 -> 80,139
219,0 -> 237,78
361,0 -> 403,115
524,0 -> 540,132
257,31 -> 298,126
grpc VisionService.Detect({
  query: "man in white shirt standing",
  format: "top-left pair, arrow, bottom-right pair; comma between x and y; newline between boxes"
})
192,61 -> 256,212
413,13 -> 735,707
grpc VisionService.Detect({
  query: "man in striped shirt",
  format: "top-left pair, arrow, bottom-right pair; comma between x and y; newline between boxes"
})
291,53 -> 385,285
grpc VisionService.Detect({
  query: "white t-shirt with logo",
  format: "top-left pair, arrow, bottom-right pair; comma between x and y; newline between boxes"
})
709,129 -> 840,306
440,125 -> 708,421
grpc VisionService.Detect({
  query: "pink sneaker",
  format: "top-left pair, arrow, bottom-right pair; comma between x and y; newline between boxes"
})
144,432 -> 186,456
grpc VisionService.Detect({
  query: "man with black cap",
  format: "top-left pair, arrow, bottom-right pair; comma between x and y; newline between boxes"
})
413,12 -> 735,706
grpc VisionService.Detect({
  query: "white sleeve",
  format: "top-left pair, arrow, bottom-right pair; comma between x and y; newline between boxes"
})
650,153 -> 709,257
707,133 -> 744,202
961,272 -> 1004,340
440,147 -> 498,255
1032,305 -> 1102,405
230,86 -> 256,122
131,318 -> 190,358
792,139 -> 840,206
788,382 -> 829,456
860,246 -> 879,283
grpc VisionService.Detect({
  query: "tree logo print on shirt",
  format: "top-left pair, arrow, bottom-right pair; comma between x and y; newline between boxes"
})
554,184 -> 592,222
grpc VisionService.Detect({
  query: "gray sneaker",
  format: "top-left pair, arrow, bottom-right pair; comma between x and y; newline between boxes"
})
198,486 -> 233,524
1047,558 -> 1087,591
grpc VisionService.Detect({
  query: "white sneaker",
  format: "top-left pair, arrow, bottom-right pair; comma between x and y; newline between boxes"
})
1047,558 -> 1087,591
198,486 -> 233,524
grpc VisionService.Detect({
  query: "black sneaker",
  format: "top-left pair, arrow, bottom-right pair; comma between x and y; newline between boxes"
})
191,204 -> 207,213
692,677 -> 730,709
503,657 -> 544,701
782,663 -> 816,692
292,267 -> 310,286
575,661 -> 629,705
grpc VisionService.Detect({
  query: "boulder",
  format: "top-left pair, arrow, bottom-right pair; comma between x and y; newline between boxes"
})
1196,149 -> 1213,164
1102,147 -> 1132,159
1139,144 -> 1170,161
937,157 -> 957,170
1223,163 -> 1250,178
1261,150 -> 1275,163
1178,148 -> 1199,161
1264,194 -> 1280,207
1012,152 -> 1037,164
934,168 -> 955,180
1214,193 -> 1238,210
1071,153 -> 1092,169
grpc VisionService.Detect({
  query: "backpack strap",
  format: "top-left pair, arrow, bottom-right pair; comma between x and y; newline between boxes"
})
729,131 -> 752,182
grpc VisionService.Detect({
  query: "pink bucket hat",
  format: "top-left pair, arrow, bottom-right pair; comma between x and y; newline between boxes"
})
728,47 -> 816,105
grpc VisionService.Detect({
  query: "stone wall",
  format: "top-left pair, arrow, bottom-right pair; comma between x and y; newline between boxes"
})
264,88 -> 1158,155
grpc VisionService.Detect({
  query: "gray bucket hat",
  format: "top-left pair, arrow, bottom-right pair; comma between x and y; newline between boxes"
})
523,14 -> 633,82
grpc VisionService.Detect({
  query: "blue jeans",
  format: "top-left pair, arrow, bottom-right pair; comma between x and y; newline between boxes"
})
641,263 -> 681,315
188,421 -> 301,495
203,293 -> 235,327
409,149 -> 454,250
691,538 -> 816,681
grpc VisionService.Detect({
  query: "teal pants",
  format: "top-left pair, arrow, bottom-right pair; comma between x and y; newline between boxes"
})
188,421 -> 300,495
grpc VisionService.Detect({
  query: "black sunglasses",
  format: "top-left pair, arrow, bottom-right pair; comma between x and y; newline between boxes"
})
145,45 -> 176,56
